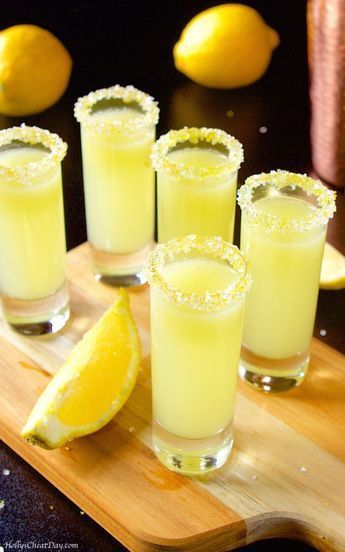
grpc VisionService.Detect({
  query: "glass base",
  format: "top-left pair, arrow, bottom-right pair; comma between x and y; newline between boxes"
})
90,242 -> 154,287
152,419 -> 233,476
239,345 -> 309,393
1,283 -> 70,336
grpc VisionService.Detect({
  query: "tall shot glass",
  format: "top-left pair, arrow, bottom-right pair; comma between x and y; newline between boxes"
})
151,127 -> 243,244
237,170 -> 336,392
74,85 -> 159,286
0,125 -> 70,335
146,235 -> 252,475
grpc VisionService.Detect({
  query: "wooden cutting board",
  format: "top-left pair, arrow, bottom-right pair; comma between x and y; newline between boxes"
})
1,243 -> 345,552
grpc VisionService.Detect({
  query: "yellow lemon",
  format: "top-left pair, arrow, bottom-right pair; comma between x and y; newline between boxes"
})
0,24 -> 72,116
174,4 -> 280,89
320,242 -> 345,290
21,289 -> 141,449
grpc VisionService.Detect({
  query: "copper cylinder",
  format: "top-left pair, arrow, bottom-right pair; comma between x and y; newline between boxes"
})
308,0 -> 345,189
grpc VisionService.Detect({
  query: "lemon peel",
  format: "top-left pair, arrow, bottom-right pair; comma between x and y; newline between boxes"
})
21,289 -> 141,449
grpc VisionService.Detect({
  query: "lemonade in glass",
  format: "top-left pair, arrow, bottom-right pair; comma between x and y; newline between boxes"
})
74,85 -> 159,285
238,171 -> 336,392
146,235 -> 251,474
0,125 -> 69,335
152,127 -> 243,244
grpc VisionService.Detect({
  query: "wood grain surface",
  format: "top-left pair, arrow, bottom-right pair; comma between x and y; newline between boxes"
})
0,243 -> 344,552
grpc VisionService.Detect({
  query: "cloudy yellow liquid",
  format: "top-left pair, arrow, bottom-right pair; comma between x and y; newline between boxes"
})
151,257 -> 244,440
241,196 -> 326,360
0,148 -> 66,300
81,107 -> 155,254
158,147 -> 237,243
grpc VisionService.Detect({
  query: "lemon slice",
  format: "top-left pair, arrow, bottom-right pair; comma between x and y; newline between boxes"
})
320,242 -> 345,290
21,289 -> 141,449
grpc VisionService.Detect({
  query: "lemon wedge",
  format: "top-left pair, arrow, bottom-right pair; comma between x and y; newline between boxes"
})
21,289 -> 141,449
320,242 -> 345,290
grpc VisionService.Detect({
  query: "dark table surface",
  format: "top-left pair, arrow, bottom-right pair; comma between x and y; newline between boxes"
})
0,1 -> 344,551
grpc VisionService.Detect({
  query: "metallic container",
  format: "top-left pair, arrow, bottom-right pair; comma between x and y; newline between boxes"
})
308,0 -> 345,189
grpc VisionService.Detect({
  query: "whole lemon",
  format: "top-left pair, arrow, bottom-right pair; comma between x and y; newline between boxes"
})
0,24 -> 72,116
173,4 -> 280,89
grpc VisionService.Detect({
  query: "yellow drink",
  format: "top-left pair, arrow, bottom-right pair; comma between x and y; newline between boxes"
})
147,235 -> 251,474
81,107 -> 155,254
0,148 -> 66,300
0,125 -> 69,335
238,171 -> 336,392
151,258 -> 242,439
152,127 -> 243,244
158,147 -> 237,242
241,197 -> 325,359
75,85 -> 159,285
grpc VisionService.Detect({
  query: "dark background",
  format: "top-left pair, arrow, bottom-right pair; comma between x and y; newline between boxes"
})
0,1 -> 343,551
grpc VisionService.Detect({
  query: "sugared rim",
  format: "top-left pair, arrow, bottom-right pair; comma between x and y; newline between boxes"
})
237,170 -> 337,232
74,85 -> 159,133
151,127 -> 244,179
145,234 -> 252,311
0,124 -> 67,181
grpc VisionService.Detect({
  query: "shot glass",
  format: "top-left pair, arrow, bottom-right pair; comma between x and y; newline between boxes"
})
74,85 -> 159,286
0,125 -> 70,335
237,170 -> 336,392
146,235 -> 251,475
151,127 -> 243,244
